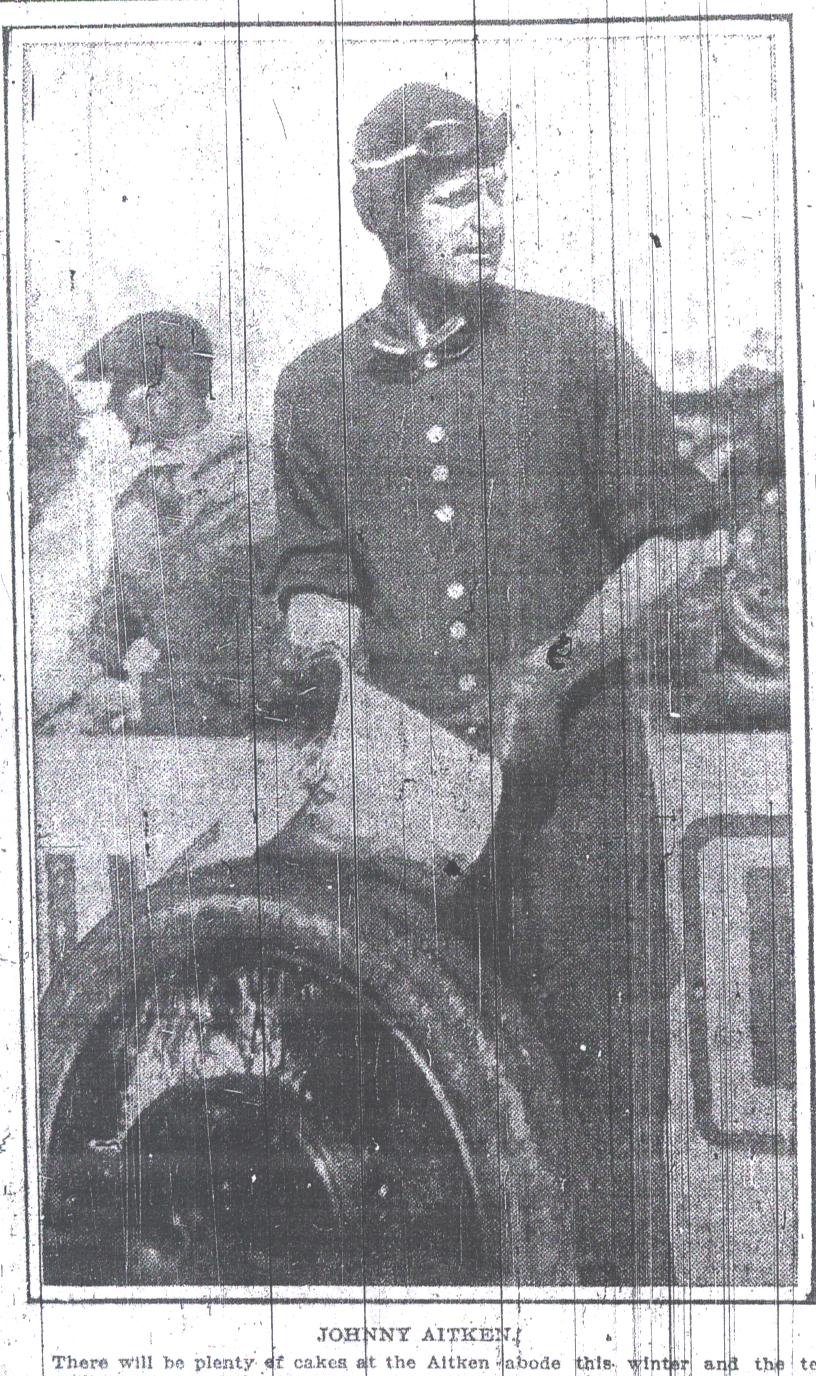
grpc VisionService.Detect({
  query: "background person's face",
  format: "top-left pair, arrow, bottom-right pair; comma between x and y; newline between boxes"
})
404,160 -> 507,294
117,364 -> 207,446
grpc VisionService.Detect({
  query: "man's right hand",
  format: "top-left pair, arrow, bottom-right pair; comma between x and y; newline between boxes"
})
254,642 -> 344,739
253,594 -> 362,739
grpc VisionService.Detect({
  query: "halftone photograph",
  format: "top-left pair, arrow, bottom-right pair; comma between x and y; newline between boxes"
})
6,8 -> 808,1302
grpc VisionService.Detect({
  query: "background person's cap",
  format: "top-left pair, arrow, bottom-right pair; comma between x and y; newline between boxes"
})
77,311 -> 214,388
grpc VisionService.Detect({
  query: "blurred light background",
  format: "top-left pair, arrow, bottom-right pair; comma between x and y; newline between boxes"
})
21,23 -> 786,434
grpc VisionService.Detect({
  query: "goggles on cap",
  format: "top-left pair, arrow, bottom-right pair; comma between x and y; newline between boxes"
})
355,110 -> 509,171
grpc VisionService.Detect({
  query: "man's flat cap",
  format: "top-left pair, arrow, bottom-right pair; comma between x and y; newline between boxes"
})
353,82 -> 505,172
78,311 -> 213,386
352,83 -> 507,245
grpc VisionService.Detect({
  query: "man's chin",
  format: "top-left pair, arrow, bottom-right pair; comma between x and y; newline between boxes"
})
438,261 -> 500,298
404,261 -> 500,307
456,256 -> 500,289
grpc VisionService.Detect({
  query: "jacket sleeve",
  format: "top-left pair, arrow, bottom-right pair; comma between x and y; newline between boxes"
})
266,361 -> 362,613
574,306 -> 723,562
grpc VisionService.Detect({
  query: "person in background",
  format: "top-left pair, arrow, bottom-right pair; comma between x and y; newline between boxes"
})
27,361 -> 94,724
69,310 -> 277,735
266,81 -> 730,1285
675,357 -> 788,728
27,361 -> 84,527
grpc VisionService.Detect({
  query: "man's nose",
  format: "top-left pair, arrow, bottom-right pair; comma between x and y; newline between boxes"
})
477,190 -> 503,239
125,383 -> 150,411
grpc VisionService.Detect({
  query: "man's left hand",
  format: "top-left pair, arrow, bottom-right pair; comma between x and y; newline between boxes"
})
488,647 -> 568,793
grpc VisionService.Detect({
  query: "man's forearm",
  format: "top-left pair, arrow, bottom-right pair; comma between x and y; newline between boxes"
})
531,529 -> 730,700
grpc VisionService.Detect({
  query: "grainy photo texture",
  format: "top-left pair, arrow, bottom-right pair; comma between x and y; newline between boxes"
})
10,11 -> 807,1300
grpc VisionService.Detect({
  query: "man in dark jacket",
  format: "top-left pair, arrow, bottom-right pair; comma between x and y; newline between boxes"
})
268,83 -> 725,1284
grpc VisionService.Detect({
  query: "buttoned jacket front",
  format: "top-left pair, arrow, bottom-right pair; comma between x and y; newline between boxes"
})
270,284 -> 715,743
271,283 -> 717,1283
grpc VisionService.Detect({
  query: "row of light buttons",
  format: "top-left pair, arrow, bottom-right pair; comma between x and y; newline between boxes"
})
427,423 -> 473,693
431,429 -> 450,520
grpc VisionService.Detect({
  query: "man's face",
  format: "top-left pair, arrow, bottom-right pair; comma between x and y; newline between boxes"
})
404,159 -> 507,294
115,364 -> 208,446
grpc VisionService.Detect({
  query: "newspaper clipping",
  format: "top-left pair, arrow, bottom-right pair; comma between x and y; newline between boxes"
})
1,0 -> 815,1371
